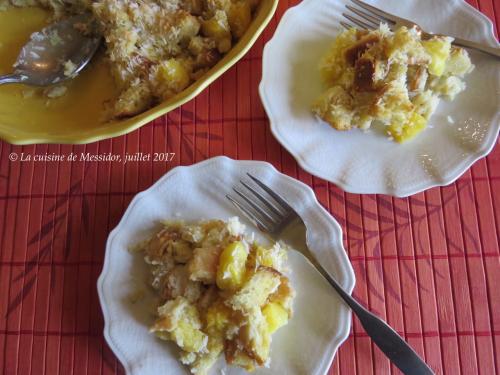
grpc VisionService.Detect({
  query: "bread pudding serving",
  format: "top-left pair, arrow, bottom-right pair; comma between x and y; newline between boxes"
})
2,0 -> 259,117
312,25 -> 474,143
136,217 -> 295,374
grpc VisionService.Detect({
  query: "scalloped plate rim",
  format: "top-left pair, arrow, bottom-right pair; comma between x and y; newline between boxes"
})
97,156 -> 356,375
259,0 -> 500,197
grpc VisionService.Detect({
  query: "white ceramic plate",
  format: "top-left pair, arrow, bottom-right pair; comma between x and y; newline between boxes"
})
98,156 -> 355,375
260,0 -> 500,197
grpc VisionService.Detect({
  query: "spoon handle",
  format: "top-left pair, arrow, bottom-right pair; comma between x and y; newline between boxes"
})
0,74 -> 25,85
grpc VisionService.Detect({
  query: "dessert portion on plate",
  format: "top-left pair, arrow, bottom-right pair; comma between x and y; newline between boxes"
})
136,217 -> 295,374
3,0 -> 259,118
312,25 -> 474,143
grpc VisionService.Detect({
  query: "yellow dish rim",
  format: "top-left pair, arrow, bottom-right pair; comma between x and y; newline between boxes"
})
0,0 -> 278,145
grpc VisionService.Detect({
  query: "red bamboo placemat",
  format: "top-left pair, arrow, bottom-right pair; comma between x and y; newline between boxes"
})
0,0 -> 499,374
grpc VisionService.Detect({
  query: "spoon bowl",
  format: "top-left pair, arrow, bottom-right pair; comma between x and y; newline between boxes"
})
0,13 -> 101,86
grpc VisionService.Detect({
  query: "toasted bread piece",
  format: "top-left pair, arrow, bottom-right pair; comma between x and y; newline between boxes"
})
225,340 -> 257,372
354,58 -> 377,91
407,65 -> 428,93
345,34 -> 380,66
151,296 -> 208,353
113,82 -> 154,118
201,10 -> 232,53
228,267 -> 281,311
189,36 -> 220,69
145,227 -> 178,260
152,296 -> 199,332
188,246 -> 222,284
248,242 -> 288,272
190,335 -> 225,375
238,308 -> 271,365
197,285 -> 219,311
312,86 -> 354,130
162,265 -> 203,303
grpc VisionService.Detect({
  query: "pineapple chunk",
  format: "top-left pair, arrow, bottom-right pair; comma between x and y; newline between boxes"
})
156,59 -> 191,98
201,16 -> 229,40
262,302 -> 288,333
228,267 -> 281,311
201,10 -> 232,53
228,1 -> 252,39
171,320 -> 208,352
422,37 -> 452,76
206,300 -> 232,333
268,276 -> 295,316
216,241 -> 249,290
388,112 -> 427,143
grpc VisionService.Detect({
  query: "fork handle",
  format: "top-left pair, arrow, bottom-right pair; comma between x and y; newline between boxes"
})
452,37 -> 500,58
422,32 -> 500,58
309,258 -> 434,375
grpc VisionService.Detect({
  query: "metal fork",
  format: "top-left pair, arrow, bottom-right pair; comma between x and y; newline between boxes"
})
342,0 -> 500,58
227,173 -> 434,375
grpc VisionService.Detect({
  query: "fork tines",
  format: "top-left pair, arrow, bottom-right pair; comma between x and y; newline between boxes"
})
342,0 -> 396,30
226,173 -> 293,233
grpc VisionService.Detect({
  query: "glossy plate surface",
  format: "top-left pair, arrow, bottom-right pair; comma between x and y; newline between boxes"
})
260,0 -> 500,196
98,156 -> 355,375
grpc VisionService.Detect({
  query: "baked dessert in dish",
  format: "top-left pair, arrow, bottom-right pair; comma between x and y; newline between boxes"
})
136,217 -> 295,374
3,0 -> 259,118
312,25 -> 474,143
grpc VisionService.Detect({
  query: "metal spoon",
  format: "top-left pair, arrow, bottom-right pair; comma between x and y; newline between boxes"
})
0,13 -> 101,86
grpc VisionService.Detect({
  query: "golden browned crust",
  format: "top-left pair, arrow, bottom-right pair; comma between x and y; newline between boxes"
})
345,34 -> 380,66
